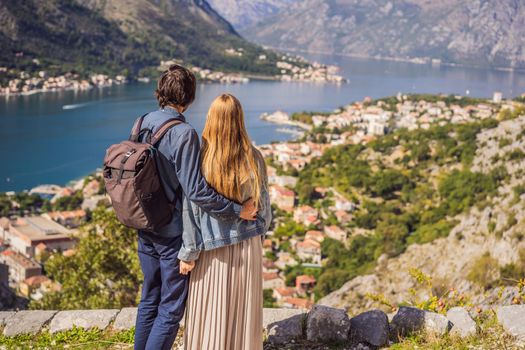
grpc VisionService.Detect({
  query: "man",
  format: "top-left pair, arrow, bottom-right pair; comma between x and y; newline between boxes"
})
133,64 -> 257,350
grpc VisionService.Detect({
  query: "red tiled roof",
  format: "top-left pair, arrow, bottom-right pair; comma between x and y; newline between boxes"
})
24,275 -> 50,286
263,272 -> 280,281
275,287 -> 295,297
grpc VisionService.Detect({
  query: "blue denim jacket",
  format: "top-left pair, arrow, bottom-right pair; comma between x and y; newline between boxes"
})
178,156 -> 272,261
136,108 -> 241,237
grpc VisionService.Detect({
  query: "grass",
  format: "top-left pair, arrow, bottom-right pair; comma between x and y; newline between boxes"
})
0,326 -> 135,350
391,313 -> 522,350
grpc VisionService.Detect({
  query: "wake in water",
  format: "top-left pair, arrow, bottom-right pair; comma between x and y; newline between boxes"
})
62,103 -> 90,110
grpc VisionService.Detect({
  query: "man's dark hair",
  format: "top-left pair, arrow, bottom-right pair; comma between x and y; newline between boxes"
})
155,64 -> 196,109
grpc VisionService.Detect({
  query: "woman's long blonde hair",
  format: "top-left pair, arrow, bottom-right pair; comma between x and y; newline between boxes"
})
201,94 -> 264,208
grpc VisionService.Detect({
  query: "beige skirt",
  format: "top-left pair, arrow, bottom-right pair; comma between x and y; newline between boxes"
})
183,235 -> 263,350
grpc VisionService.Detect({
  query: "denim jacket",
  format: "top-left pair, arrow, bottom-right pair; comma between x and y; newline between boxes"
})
178,156 -> 272,261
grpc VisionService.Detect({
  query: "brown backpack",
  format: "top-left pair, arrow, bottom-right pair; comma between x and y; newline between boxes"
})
103,114 -> 182,232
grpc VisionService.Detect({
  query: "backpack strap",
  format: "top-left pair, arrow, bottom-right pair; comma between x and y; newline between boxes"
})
129,113 -> 148,142
150,118 -> 183,146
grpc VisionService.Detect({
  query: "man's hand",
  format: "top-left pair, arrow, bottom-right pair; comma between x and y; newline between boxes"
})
240,198 -> 258,221
180,260 -> 195,275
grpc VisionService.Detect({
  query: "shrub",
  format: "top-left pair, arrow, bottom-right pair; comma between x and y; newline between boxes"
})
507,149 -> 525,161
467,252 -> 500,289
498,137 -> 512,148
263,289 -> 277,308
407,220 -> 456,245
438,169 -> 499,216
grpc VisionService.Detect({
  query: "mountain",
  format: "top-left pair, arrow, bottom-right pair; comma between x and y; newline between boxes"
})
241,0 -> 525,69
207,0 -> 298,29
0,0 -> 278,76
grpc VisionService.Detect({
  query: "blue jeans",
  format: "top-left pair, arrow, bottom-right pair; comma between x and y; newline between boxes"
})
134,231 -> 189,350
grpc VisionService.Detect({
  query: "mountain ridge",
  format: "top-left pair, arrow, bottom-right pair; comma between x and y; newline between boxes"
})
0,0 -> 278,77
241,0 -> 525,70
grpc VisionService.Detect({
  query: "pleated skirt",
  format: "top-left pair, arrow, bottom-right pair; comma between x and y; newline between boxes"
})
183,235 -> 263,350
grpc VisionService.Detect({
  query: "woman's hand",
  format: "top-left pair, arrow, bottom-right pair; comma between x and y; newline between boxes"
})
240,198 -> 258,220
180,260 -> 196,275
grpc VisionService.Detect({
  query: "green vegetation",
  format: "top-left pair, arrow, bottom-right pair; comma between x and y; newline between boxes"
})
390,314 -> 515,350
263,289 -> 277,308
0,0 -> 281,84
499,105 -> 525,121
52,191 -> 84,211
273,218 -> 306,239
296,117 -> 503,298
0,326 -> 135,350
0,192 -> 47,216
30,206 -> 141,310
373,94 -> 494,110
290,111 -> 331,125
506,148 -> 525,161
467,252 -> 500,290
500,249 -> 525,288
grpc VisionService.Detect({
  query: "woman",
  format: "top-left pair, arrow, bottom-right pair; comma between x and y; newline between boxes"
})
178,93 -> 272,350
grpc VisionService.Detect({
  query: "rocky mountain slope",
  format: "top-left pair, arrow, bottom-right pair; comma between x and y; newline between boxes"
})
0,0 -> 277,76
242,0 -> 525,69
207,0 -> 298,28
318,115 -> 525,314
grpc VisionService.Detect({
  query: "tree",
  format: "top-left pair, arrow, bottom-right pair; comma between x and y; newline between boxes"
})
53,191 -> 84,211
0,195 -> 12,216
31,206 -> 141,310
263,289 -> 276,308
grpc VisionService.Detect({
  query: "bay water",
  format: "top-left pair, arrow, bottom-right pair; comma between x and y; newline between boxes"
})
1,55 -> 525,192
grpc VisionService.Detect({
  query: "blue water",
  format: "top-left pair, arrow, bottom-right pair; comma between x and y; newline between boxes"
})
1,55 -> 525,192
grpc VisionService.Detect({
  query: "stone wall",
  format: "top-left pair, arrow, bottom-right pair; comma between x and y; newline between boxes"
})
1,304 -> 524,348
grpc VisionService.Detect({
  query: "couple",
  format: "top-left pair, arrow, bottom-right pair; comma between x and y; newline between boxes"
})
133,65 -> 271,350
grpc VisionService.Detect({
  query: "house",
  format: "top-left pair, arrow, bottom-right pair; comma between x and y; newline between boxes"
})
267,166 -> 277,184
334,197 -> 355,212
262,258 -> 278,273
334,210 -> 352,224
81,194 -> 107,211
43,209 -> 86,228
296,275 -> 316,294
282,297 -> 313,310
82,179 -> 101,198
28,184 -> 64,201
273,175 -> 298,188
263,239 -> 274,250
305,230 -> 325,243
273,287 -> 296,301
1,216 -> 75,258
275,252 -> 298,270
287,159 -> 307,171
19,275 -> 52,297
51,188 -> 75,203
269,185 -> 295,212
0,218 -> 9,242
324,225 -> 347,242
263,272 -> 285,289
0,250 -> 41,284
293,205 -> 319,227
493,91 -> 503,103
296,239 -> 321,264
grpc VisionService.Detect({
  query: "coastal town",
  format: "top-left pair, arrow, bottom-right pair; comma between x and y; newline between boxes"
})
1,92 -> 524,312
0,52 -> 345,96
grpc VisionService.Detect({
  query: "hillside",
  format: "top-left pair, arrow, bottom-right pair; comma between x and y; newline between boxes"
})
242,0 -> 525,69
207,0 -> 298,28
312,109 -> 525,314
0,0 -> 279,77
